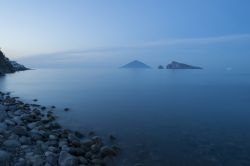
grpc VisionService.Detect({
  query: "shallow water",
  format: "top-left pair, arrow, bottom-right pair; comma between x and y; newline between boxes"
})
1,68 -> 250,166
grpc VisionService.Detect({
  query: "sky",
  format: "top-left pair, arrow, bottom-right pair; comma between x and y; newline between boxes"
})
0,0 -> 250,69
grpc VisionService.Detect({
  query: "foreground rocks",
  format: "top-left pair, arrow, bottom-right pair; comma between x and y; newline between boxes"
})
0,91 -> 120,166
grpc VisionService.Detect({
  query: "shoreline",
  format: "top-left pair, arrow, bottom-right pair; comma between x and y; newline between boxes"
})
0,91 -> 120,166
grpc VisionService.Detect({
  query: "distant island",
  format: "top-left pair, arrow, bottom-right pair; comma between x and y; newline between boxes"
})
0,50 -> 29,74
121,60 -> 151,69
165,61 -> 202,69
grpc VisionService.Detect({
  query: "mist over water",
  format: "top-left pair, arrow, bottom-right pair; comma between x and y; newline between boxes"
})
1,68 -> 250,165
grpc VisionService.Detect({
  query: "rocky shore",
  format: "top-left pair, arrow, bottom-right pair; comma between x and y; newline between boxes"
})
0,91 -> 120,166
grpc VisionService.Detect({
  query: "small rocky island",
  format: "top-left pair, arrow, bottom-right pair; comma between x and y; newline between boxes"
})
121,60 -> 151,69
166,61 -> 202,69
0,50 -> 29,74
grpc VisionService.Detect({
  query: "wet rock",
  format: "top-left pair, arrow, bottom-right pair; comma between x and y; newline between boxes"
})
0,122 -> 7,132
81,139 -> 94,147
91,144 -> 100,153
13,126 -> 27,136
0,150 -> 11,165
4,119 -> 16,126
14,158 -> 26,166
30,155 -> 44,166
74,131 -> 84,138
100,146 -> 116,157
111,145 -> 121,154
92,136 -> 102,145
19,136 -> 32,145
49,134 -> 58,140
92,158 -> 103,165
48,146 -> 58,153
58,151 -> 78,166
78,156 -> 88,164
0,108 -> 7,122
88,131 -> 95,136
109,134 -> 116,141
103,156 -> 115,166
27,122 -> 37,130
45,151 -> 58,165
64,108 -> 70,111
3,139 -> 21,149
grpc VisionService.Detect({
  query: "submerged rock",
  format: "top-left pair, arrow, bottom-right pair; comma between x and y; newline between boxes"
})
158,65 -> 164,69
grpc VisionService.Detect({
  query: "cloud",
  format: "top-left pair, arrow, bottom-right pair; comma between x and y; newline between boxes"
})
20,34 -> 250,59
128,34 -> 250,48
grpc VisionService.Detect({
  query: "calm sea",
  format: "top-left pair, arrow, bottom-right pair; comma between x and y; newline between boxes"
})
1,68 -> 250,166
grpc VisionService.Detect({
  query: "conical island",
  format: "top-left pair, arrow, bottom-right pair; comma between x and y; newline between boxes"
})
121,60 -> 151,69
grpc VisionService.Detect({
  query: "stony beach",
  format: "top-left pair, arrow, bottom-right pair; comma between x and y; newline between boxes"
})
0,91 -> 120,166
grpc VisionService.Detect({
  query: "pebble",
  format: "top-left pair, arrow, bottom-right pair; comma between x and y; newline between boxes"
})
0,92 -> 119,166
0,150 -> 11,165
3,139 -> 21,148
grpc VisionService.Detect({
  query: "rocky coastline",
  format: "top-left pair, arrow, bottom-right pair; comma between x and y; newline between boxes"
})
0,50 -> 29,74
0,91 -> 120,166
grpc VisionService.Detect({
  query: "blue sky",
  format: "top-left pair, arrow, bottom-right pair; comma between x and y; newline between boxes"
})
0,0 -> 250,68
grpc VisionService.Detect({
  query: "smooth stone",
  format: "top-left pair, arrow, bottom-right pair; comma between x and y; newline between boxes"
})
4,119 -> 15,126
0,150 -> 11,165
19,136 -> 32,145
30,155 -> 44,166
27,122 -> 37,129
8,133 -> 19,140
49,134 -> 57,140
91,144 -> 100,153
92,136 -> 102,145
13,117 -> 22,125
0,122 -> 7,129
81,139 -> 94,147
92,159 -> 103,165
68,147 -> 85,156
58,151 -> 78,166
3,139 -> 21,148
103,156 -> 115,166
78,156 -> 88,164
74,131 -> 84,138
13,110 -> 22,116
13,126 -> 27,136
100,146 -> 116,157
0,107 -> 7,122
61,145 -> 71,152
109,134 -> 116,141
14,158 -> 26,166
64,108 -> 70,111
48,146 -> 58,153
45,151 -> 58,165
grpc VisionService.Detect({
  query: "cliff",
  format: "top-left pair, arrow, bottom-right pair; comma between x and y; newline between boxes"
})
0,50 -> 29,74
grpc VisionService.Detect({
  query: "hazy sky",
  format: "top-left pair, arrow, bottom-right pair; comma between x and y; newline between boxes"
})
0,0 -> 250,63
